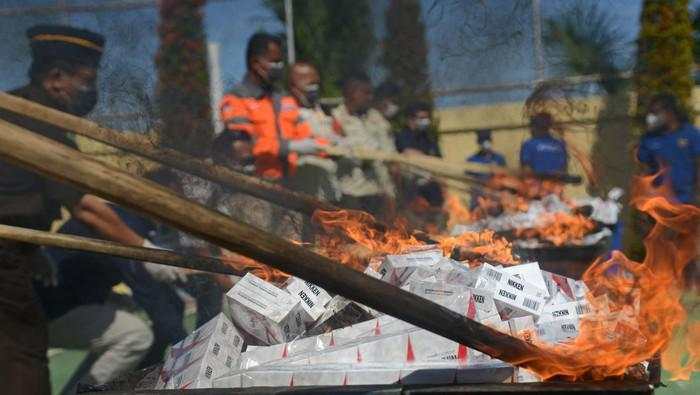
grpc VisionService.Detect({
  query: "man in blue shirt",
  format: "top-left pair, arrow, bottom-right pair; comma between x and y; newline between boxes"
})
637,93 -> 700,204
467,129 -> 506,167
520,112 -> 568,175
467,130 -> 506,209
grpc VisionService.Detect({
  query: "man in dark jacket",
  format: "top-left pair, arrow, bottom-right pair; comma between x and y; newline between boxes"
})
0,25 -> 155,394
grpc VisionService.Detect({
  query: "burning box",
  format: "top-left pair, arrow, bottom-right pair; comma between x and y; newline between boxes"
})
225,273 -> 306,345
157,313 -> 244,389
285,277 -> 332,323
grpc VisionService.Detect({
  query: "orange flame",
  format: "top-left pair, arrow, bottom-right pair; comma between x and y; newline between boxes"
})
219,249 -> 289,283
443,193 -> 473,229
517,212 -> 596,246
312,209 -> 518,268
435,230 -> 519,266
518,171 -> 699,381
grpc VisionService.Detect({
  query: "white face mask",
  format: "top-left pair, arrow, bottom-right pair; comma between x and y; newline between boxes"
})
646,113 -> 665,130
414,117 -> 431,130
383,102 -> 399,119
480,140 -> 493,150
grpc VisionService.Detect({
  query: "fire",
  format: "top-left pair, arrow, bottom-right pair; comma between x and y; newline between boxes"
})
312,209 -> 423,270
517,212 -> 596,246
312,209 -> 518,269
519,171 -> 699,381
435,230 -> 519,266
443,193 -> 472,229
219,249 -> 289,283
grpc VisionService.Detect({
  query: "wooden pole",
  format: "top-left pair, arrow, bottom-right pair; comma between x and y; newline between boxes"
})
0,92 -> 337,217
0,118 -> 564,373
0,223 -> 244,276
324,145 -> 506,184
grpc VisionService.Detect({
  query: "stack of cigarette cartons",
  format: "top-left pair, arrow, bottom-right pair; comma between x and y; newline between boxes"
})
225,273 -> 308,345
162,249 -> 633,390
156,313 -> 244,389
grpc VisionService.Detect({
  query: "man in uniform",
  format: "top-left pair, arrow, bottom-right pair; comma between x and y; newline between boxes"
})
332,73 -> 397,219
287,61 -> 341,203
520,112 -> 568,176
0,25 -> 155,394
638,93 -> 700,204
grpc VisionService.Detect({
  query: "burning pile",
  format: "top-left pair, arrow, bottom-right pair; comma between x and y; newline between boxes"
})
450,189 -> 622,249
154,242 -> 660,389
153,172 -> 696,390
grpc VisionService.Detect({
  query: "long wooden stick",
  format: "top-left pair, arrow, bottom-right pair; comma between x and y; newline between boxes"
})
0,118 -> 563,373
0,92 -> 337,217
0,224 -> 244,276
324,145 -> 508,183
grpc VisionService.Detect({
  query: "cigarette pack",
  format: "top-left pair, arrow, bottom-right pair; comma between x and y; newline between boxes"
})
158,313 -> 244,389
378,249 -> 443,286
305,296 -> 376,335
492,276 -> 546,319
284,277 -> 332,323
535,319 -> 580,344
470,288 -> 499,321
502,262 -> 549,298
225,273 -> 306,345
541,270 -> 576,302
409,280 -> 470,308
538,301 -> 592,323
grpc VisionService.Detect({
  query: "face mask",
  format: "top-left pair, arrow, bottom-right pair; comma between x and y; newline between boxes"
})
646,112 -> 665,131
265,61 -> 285,84
70,84 -> 98,116
304,84 -> 320,107
480,140 -> 493,150
414,117 -> 431,130
383,102 -> 399,119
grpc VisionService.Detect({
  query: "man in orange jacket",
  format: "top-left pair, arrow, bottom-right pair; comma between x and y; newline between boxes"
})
219,33 -> 325,181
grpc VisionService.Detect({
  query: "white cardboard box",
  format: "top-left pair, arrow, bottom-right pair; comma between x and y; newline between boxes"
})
285,277 -> 332,322
158,313 -> 244,389
225,273 -> 306,345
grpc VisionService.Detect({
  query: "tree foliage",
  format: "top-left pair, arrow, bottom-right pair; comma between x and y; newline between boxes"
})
635,0 -> 694,120
383,0 -> 432,107
155,0 -> 212,157
265,0 -> 374,97
544,1 -> 634,197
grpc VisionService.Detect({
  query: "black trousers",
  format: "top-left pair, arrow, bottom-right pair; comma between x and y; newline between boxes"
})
0,246 -> 50,395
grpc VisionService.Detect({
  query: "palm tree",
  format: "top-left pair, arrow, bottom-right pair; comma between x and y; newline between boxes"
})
544,1 -> 633,197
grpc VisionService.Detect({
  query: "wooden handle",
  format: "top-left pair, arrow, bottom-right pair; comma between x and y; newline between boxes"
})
0,224 -> 244,276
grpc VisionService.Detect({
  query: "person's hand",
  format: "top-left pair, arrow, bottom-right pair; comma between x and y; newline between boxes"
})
288,138 -> 321,155
143,262 -> 189,283
141,239 -> 188,283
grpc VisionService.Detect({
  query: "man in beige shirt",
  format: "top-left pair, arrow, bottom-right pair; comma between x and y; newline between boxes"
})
331,73 -> 396,219
287,62 -> 341,202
